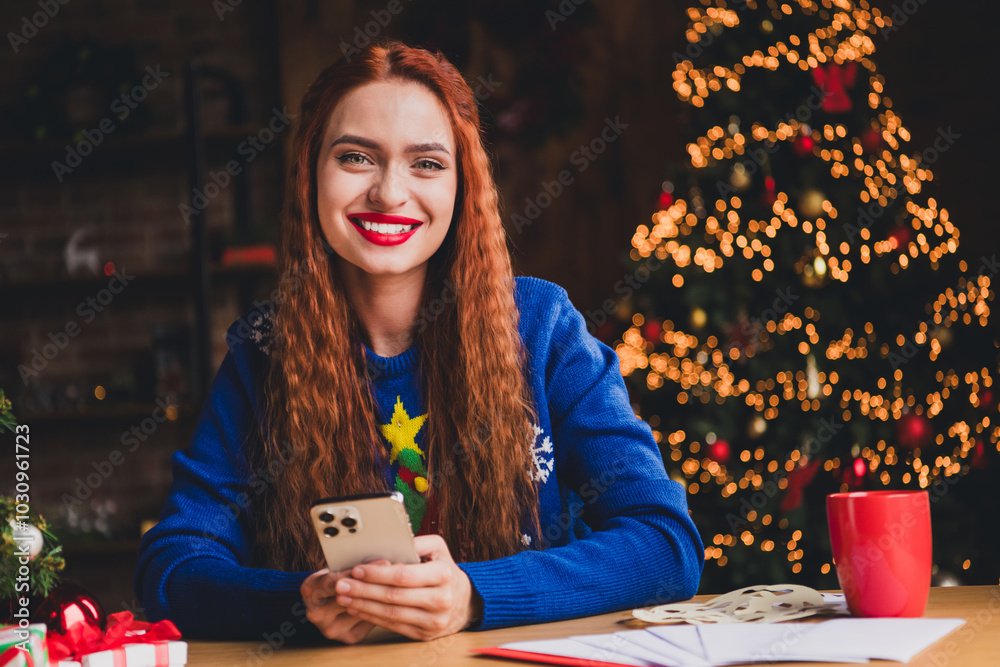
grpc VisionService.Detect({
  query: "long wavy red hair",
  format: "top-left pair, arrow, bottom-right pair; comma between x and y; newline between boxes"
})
256,40 -> 541,571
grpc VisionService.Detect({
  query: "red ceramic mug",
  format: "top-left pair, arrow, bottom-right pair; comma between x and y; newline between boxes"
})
826,490 -> 932,617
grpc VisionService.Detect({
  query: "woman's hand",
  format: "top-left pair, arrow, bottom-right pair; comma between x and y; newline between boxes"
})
333,535 -> 483,641
301,565 -> 383,644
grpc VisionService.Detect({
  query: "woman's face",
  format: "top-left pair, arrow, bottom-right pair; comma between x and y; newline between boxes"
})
316,81 -> 458,282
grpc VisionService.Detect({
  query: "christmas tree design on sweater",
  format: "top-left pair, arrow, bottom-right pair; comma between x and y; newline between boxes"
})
379,396 -> 429,533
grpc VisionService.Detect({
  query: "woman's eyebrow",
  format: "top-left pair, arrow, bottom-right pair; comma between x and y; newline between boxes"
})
331,134 -> 451,155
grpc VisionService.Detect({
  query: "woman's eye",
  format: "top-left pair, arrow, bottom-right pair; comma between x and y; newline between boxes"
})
415,159 -> 444,171
337,153 -> 369,166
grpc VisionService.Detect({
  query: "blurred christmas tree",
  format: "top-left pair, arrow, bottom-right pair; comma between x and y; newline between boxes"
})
614,0 -> 999,592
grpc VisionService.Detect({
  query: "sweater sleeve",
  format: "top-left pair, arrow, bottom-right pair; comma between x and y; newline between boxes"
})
457,287 -> 704,630
133,350 -> 322,641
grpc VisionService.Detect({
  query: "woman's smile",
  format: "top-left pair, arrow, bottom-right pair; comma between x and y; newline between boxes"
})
348,211 -> 424,246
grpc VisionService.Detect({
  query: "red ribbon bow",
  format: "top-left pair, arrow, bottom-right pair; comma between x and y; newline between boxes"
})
46,611 -> 182,663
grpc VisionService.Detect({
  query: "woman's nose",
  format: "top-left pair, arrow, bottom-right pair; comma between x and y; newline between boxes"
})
367,162 -> 408,210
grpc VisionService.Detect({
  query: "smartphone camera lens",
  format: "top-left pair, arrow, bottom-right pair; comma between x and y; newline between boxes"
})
319,512 -> 334,523
323,526 -> 339,537
341,516 -> 357,528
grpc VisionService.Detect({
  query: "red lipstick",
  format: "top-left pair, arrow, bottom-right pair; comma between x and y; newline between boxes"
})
347,212 -> 423,246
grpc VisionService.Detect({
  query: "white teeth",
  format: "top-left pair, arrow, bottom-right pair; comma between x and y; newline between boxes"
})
354,218 -> 416,234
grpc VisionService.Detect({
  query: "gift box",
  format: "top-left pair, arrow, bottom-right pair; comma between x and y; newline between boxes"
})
77,640 -> 186,667
46,613 -> 185,667
0,622 -> 48,667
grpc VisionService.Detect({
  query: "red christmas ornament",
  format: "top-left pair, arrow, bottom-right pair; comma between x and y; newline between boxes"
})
842,457 -> 866,489
658,191 -> 673,209
861,127 -> 882,153
643,319 -> 662,343
810,62 -> 858,113
707,440 -> 731,463
33,582 -> 106,636
979,389 -> 996,411
779,458 -> 821,513
896,413 -> 933,450
793,135 -> 815,157
763,175 -> 777,205
888,226 -> 912,250
971,440 -> 987,469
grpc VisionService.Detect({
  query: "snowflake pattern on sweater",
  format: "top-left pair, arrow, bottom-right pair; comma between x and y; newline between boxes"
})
247,310 -> 274,356
528,423 -> 554,484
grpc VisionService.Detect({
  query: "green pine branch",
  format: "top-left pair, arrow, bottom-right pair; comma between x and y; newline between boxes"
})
2,497 -> 65,599
0,389 -> 17,433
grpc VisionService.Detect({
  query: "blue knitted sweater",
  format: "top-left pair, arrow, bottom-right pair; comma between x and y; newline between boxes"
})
134,276 -> 703,640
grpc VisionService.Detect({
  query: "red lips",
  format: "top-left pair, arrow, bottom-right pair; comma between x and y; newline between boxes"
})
347,212 -> 423,246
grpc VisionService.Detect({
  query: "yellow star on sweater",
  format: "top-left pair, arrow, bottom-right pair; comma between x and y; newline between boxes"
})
380,396 -> 427,464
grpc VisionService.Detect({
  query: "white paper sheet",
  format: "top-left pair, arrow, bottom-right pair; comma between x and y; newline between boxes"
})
573,632 -> 694,667
696,623 -> 868,664
781,617 -> 967,662
493,617 -> 965,666
643,625 -> 708,659
613,630 -> 713,667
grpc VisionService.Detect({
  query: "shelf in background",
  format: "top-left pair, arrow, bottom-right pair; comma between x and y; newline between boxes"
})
0,269 -> 189,298
18,400 -> 198,425
0,126 -> 280,182
0,262 -> 276,309
211,261 -> 277,280
61,538 -> 143,557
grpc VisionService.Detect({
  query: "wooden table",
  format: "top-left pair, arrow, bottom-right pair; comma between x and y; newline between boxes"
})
187,585 -> 1000,666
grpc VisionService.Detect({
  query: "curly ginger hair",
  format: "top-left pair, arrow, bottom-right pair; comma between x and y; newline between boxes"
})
256,40 -> 541,571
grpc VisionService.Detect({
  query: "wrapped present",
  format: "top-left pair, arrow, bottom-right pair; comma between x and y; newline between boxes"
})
46,612 -> 185,667
79,641 -> 186,667
0,622 -> 48,667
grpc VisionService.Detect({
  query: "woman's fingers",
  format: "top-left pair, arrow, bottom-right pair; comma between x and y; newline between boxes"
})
343,619 -> 377,644
303,569 -> 352,605
301,569 -> 334,608
347,559 -> 448,590
412,534 -> 450,561
313,608 -> 376,644
346,600 -> 445,640
301,570 -> 379,645
335,575 -> 451,611
325,615 -> 376,645
333,541 -> 475,641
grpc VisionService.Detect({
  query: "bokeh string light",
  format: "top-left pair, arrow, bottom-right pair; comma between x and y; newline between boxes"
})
616,0 -> 998,583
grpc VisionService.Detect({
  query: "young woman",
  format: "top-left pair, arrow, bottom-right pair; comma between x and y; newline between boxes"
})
134,40 -> 703,644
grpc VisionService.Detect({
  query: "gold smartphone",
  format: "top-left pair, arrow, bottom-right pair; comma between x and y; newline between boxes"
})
310,491 -> 420,573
